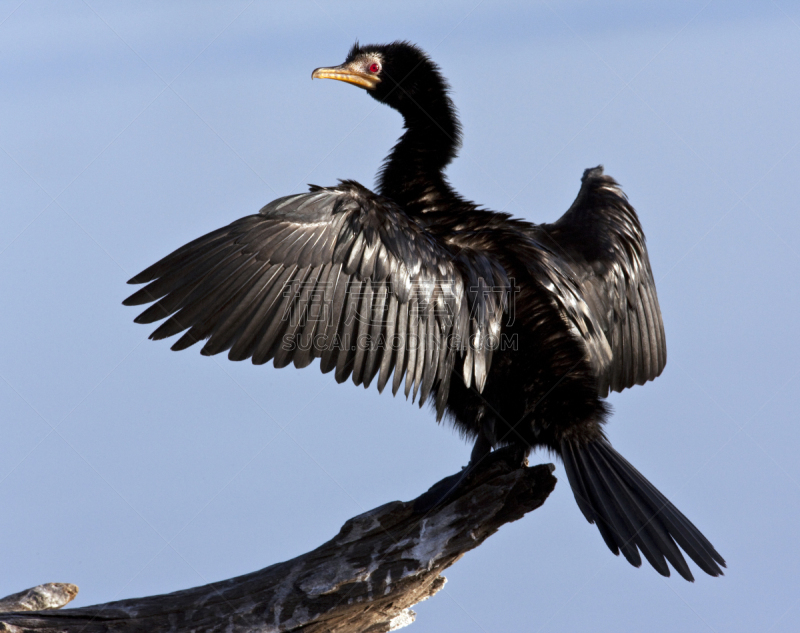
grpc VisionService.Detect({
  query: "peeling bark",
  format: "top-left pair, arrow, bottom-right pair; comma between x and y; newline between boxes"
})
0,455 -> 556,633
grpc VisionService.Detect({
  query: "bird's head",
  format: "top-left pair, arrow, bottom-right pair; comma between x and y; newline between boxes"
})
312,41 -> 451,118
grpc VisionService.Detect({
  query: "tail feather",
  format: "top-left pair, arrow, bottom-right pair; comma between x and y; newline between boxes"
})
560,441 -> 619,554
574,444 -> 643,569
586,443 -> 679,578
561,438 -> 725,581
600,444 -> 726,577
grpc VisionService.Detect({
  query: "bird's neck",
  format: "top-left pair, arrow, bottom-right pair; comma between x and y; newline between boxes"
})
377,101 -> 461,215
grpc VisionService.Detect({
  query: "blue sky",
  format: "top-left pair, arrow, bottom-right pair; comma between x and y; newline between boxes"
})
2,1 -> 800,631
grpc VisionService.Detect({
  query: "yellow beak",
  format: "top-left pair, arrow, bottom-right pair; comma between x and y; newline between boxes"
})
311,64 -> 380,90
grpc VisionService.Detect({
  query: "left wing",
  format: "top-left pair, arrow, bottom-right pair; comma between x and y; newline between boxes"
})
123,180 -> 508,418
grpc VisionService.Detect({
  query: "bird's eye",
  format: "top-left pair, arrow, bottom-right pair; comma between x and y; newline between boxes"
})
369,62 -> 380,73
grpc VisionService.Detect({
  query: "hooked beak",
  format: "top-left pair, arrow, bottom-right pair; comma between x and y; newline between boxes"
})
311,63 -> 380,90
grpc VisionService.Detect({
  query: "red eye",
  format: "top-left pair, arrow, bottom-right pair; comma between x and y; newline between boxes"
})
369,62 -> 380,73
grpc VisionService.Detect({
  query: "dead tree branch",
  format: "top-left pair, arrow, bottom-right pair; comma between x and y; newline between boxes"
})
0,585 -> 78,614
0,455 -> 556,633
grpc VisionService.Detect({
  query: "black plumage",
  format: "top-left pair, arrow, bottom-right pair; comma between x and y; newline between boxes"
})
124,41 -> 724,581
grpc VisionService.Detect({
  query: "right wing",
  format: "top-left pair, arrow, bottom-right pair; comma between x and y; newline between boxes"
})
539,167 -> 667,397
124,180 -> 508,418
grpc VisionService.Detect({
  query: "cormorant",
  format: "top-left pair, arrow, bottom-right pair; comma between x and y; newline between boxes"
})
124,41 -> 725,581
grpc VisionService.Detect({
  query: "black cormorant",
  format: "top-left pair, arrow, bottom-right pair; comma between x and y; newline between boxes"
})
124,41 -> 725,581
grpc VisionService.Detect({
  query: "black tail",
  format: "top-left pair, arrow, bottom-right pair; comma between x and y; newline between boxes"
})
560,438 -> 725,581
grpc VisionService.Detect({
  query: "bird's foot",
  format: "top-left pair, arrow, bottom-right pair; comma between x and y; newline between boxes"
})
412,446 -> 528,514
413,467 -> 471,514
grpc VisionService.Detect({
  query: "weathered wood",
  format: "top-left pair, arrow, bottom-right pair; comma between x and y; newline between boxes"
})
0,584 -> 79,614
0,455 -> 556,633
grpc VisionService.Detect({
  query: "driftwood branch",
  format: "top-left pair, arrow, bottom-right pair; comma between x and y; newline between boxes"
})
0,585 -> 78,614
0,454 -> 556,633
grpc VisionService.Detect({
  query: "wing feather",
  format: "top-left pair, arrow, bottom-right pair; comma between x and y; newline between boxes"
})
541,167 -> 667,395
125,181 -> 509,419
392,300 -> 409,396
377,292 -> 398,393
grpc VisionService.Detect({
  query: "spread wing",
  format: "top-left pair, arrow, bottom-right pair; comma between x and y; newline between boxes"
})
124,180 -> 508,418
539,167 -> 667,397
